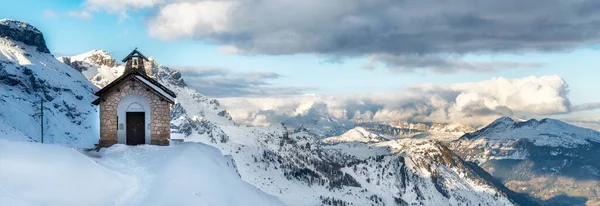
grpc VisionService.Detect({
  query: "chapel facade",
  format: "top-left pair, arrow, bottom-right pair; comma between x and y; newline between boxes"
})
92,49 -> 176,146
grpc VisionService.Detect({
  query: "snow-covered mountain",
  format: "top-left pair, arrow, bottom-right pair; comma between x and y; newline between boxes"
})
459,117 -> 600,148
0,19 -> 98,147
0,19 -> 535,206
322,127 -> 388,144
451,117 -> 600,205
59,49 -> 121,87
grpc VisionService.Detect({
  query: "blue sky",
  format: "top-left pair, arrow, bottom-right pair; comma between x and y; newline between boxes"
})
2,0 -> 599,122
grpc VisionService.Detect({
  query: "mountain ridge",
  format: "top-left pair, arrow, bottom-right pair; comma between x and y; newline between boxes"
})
459,116 -> 600,147
451,116 -> 600,205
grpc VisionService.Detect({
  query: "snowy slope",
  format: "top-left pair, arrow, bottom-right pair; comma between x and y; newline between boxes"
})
321,137 -> 531,206
188,124 -> 523,206
0,139 -> 282,206
0,139 -> 130,206
0,20 -> 98,147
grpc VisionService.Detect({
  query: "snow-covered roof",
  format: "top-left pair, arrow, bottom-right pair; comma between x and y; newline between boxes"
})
121,48 -> 148,62
92,69 -> 176,105
135,75 -> 175,102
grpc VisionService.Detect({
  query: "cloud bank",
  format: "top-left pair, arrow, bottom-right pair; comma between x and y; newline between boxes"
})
146,0 -> 600,54
564,117 -> 600,131
218,75 -> 583,127
81,0 -> 600,73
175,67 -> 312,97
364,54 -> 544,73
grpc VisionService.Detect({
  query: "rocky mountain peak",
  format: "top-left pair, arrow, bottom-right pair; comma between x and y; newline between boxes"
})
322,126 -> 388,144
474,117 -> 569,134
70,49 -> 119,68
492,116 -> 516,123
0,19 -> 49,53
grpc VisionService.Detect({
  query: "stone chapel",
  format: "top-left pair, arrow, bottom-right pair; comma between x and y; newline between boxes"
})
92,49 -> 176,146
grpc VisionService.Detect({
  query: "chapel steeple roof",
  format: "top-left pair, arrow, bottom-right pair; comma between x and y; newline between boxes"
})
123,48 -> 149,74
122,48 -> 148,62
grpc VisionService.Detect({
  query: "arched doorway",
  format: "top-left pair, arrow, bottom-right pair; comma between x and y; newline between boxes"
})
117,94 -> 151,145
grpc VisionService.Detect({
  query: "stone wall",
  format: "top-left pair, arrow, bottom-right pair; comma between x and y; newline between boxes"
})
99,77 -> 171,146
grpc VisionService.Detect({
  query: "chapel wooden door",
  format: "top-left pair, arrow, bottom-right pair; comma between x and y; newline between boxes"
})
126,112 -> 145,145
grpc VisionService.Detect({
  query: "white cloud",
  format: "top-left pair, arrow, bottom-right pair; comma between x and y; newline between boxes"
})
173,67 -> 311,97
42,10 -> 59,19
563,116 -> 600,131
67,11 -> 93,20
411,75 -> 571,115
147,1 -> 232,40
68,0 -> 162,22
218,75 -> 587,127
83,0 -> 163,13
218,45 -> 243,55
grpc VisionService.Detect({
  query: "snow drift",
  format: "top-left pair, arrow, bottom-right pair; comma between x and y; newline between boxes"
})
0,139 -> 282,206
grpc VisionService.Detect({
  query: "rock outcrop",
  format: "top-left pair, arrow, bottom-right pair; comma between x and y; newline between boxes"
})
0,19 -> 50,53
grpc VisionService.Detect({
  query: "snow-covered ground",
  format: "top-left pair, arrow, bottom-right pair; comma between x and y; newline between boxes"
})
0,139 -> 282,206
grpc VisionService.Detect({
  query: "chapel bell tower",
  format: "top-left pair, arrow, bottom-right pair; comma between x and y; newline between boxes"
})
123,48 -> 153,76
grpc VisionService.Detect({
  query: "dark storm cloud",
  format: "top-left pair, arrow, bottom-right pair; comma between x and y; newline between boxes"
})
174,67 -> 312,97
145,0 -> 600,72
572,102 -> 600,112
365,54 -> 543,73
